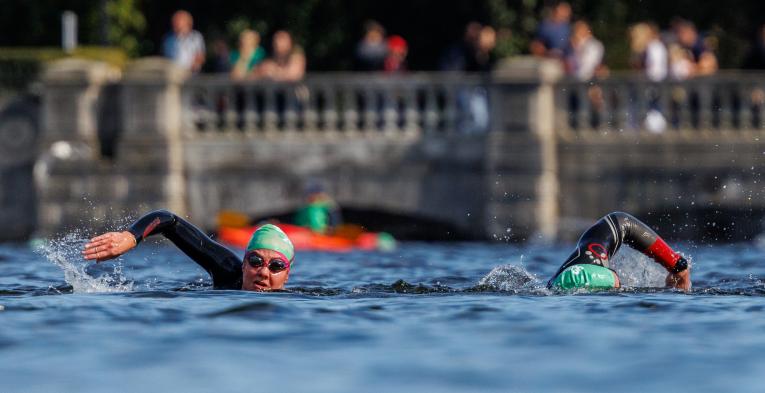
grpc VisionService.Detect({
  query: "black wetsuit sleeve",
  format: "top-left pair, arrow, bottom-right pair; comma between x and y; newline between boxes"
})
548,212 -> 686,287
127,209 -> 242,289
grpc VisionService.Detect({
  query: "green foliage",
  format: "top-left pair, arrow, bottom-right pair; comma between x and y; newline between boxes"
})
103,0 -> 147,57
0,46 -> 124,89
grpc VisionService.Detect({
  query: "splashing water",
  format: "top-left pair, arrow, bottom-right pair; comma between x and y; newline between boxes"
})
612,247 -> 669,287
35,232 -> 133,293
477,264 -> 550,294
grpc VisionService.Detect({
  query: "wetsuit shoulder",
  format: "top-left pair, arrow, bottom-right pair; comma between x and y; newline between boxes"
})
128,209 -> 243,289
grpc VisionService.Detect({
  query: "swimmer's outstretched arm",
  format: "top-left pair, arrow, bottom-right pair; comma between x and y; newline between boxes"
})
610,212 -> 690,290
83,209 -> 242,288
551,212 -> 690,290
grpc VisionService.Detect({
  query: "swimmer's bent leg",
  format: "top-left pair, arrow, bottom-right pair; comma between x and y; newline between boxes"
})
550,264 -> 617,290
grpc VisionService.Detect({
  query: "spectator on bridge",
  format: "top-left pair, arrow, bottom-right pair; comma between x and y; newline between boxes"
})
530,2 -> 572,60
230,29 -> 267,80
629,22 -> 668,82
162,10 -> 206,73
206,37 -> 231,73
629,22 -> 668,132
668,18 -> 718,77
466,26 -> 497,72
253,30 -> 306,81
355,20 -> 388,71
439,22 -> 482,71
384,35 -> 408,73
743,24 -> 765,69
564,20 -> 605,81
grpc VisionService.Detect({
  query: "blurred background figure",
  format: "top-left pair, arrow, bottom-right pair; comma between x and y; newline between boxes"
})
294,183 -> 342,235
530,1 -> 572,60
162,10 -> 205,73
439,21 -> 482,71
629,22 -> 668,82
467,26 -> 497,72
254,30 -> 306,81
565,20 -> 604,81
206,37 -> 231,73
230,29 -> 266,80
355,20 -> 387,71
384,35 -> 408,73
629,22 -> 668,132
669,18 -> 718,77
743,24 -> 765,69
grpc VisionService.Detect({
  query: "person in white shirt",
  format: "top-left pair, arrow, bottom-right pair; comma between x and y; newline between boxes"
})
162,10 -> 206,73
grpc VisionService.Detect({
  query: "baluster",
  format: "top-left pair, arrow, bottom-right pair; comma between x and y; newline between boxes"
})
575,84 -> 590,134
361,87 -> 376,134
382,87 -> 398,135
199,87 -> 216,133
283,84 -> 298,133
403,85 -> 419,135
614,82 -> 630,132
223,86 -> 237,132
303,83 -> 319,133
322,85 -> 338,134
442,84 -> 458,135
595,83 -> 610,133
262,85 -> 278,134
737,82 -> 751,132
243,86 -> 258,135
342,87 -> 359,135
555,82 -> 572,137
423,86 -> 438,134
719,83 -> 733,132
676,84 -> 692,131
696,83 -> 712,132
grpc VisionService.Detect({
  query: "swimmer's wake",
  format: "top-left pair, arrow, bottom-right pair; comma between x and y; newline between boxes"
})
36,233 -> 133,293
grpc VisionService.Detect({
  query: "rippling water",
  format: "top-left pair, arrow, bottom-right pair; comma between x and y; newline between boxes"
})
1,235 -> 764,392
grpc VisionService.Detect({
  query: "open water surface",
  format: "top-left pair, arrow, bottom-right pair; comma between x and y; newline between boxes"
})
1,235 -> 764,392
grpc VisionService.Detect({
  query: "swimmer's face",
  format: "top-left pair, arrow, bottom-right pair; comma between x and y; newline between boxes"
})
241,248 -> 291,291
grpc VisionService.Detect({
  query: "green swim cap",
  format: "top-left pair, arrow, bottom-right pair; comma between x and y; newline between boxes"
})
246,224 -> 295,261
551,264 -> 616,290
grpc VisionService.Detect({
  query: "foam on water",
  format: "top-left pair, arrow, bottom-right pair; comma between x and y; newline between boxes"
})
35,232 -> 133,293
477,264 -> 550,294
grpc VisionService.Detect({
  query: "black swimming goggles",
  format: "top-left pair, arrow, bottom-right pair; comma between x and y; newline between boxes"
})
244,252 -> 290,273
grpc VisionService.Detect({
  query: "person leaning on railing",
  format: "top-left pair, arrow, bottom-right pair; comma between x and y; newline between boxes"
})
252,30 -> 306,82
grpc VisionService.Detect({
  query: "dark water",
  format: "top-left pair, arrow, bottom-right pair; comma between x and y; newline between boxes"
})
1,236 -> 765,392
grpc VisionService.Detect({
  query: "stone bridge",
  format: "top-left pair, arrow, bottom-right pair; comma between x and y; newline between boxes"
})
2,57 -> 765,241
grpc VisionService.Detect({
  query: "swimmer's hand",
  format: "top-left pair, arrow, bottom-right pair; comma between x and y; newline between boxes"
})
82,231 -> 137,262
665,269 -> 691,291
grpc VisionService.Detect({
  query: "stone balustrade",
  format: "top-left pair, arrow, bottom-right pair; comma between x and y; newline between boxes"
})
1,56 -> 764,241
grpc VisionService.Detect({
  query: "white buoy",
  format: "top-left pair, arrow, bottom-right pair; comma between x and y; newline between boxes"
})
0,305 -> 5,311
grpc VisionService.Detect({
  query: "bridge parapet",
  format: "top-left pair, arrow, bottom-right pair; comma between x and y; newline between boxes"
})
19,57 -> 765,240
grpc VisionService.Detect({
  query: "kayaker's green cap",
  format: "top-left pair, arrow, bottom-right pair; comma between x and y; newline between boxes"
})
246,224 -> 295,262
551,264 -> 616,290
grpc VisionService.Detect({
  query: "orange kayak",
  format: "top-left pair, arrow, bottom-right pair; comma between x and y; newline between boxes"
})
218,223 -> 395,252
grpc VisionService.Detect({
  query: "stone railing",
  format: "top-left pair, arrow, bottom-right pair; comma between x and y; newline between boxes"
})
182,73 -> 490,137
23,57 -> 765,241
554,72 -> 765,137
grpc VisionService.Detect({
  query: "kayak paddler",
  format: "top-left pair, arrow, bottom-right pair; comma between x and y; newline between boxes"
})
82,210 -> 294,291
294,183 -> 342,234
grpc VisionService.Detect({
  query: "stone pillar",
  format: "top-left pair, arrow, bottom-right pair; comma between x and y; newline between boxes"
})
485,57 -> 562,241
37,59 -> 119,234
40,58 -> 117,149
119,57 -> 189,216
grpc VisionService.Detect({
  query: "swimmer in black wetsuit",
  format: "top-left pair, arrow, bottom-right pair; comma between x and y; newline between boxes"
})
82,210 -> 295,291
549,212 -> 691,291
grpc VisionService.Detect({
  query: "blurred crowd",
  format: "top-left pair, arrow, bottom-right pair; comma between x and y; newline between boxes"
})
529,2 -> 720,82
161,4 -> 765,82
